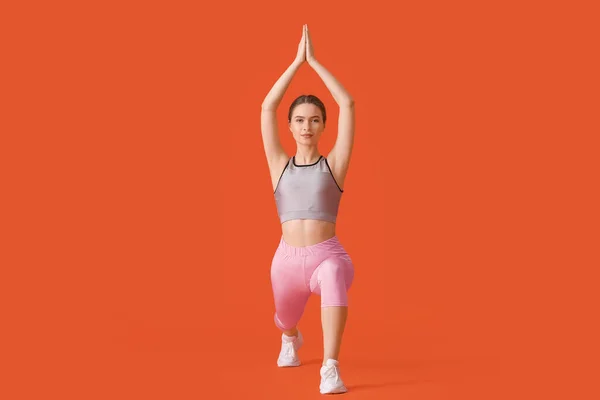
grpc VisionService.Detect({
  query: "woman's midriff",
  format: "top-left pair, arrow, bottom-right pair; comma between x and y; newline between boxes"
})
281,219 -> 336,247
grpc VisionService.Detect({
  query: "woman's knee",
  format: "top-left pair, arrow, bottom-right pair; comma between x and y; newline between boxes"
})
273,292 -> 310,331
274,313 -> 295,331
311,257 -> 354,306
320,258 -> 353,284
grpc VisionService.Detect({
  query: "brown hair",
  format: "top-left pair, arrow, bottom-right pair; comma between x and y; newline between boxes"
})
288,94 -> 327,125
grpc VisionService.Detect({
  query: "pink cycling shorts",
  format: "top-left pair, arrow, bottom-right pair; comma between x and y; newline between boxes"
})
270,235 -> 355,331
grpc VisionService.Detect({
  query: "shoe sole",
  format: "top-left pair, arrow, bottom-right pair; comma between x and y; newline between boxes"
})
277,360 -> 301,367
320,385 -> 348,394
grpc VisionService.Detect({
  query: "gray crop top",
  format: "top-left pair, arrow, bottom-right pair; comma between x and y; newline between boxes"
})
274,155 -> 344,224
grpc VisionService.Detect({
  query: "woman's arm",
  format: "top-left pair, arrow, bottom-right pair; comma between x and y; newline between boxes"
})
261,60 -> 303,111
307,59 -> 354,107
261,26 -> 307,166
306,27 -> 355,183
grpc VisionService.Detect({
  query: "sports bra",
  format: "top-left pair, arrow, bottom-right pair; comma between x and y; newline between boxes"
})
274,155 -> 344,224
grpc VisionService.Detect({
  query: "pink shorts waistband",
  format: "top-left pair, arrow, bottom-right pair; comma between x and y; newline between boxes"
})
278,235 -> 342,257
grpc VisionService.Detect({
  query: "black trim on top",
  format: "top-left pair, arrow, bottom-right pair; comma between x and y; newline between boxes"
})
293,155 -> 323,167
273,157 -> 291,194
324,157 -> 344,193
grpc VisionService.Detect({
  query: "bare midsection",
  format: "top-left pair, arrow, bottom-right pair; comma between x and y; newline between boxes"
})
281,219 -> 337,247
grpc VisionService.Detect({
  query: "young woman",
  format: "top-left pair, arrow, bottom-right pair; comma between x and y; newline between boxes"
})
260,24 -> 356,394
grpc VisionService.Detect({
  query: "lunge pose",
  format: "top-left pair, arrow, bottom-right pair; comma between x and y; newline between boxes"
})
261,24 -> 356,395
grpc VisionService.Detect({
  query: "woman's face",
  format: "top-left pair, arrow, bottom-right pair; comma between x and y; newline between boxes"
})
289,103 -> 325,145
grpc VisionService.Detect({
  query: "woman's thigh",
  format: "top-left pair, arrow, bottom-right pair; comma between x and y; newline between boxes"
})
270,249 -> 311,329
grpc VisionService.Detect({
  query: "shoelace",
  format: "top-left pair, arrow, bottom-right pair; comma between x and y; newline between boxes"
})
281,341 -> 296,359
322,365 -> 339,382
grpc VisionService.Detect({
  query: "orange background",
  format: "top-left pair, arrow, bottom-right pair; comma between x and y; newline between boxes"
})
1,1 -> 599,399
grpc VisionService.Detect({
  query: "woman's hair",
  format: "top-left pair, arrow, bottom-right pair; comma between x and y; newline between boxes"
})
288,95 -> 327,125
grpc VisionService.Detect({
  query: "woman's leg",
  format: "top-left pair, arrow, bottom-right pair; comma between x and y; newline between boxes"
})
309,256 -> 354,364
321,306 -> 348,362
271,251 -> 310,332
270,245 -> 311,367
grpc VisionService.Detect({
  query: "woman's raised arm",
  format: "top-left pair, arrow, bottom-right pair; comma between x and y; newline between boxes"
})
305,26 -> 355,185
261,25 -> 307,166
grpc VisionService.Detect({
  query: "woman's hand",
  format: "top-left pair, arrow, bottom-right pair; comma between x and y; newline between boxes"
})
305,24 -> 316,64
294,24 -> 307,64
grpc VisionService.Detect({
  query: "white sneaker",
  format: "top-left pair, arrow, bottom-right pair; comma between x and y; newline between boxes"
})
276,331 -> 304,367
319,359 -> 348,394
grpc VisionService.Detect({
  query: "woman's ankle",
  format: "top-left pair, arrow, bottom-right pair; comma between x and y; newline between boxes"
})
283,327 -> 298,337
